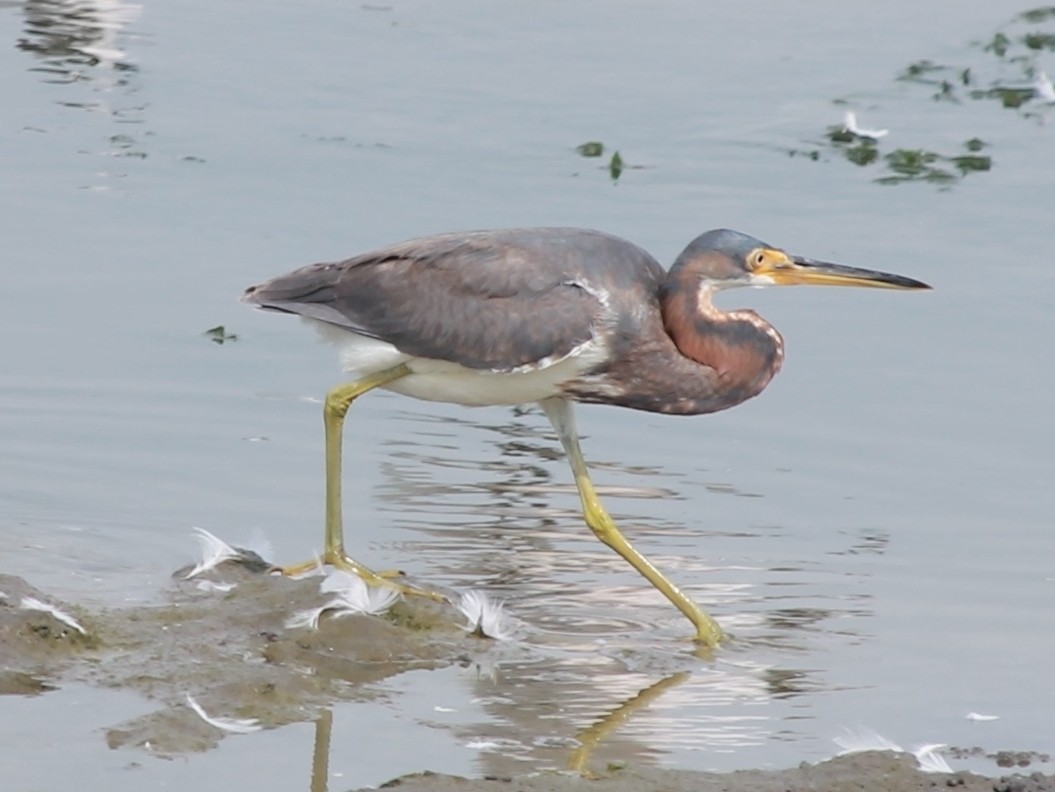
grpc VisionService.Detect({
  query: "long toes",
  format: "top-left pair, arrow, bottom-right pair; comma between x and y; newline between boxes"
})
278,559 -> 326,577
280,555 -> 449,603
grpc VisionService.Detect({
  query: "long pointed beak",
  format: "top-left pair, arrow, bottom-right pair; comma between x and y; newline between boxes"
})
755,248 -> 931,290
773,253 -> 931,290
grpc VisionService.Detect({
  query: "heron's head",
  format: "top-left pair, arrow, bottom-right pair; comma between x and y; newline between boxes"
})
670,229 -> 931,292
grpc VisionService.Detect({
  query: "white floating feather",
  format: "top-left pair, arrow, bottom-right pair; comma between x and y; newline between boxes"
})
914,743 -> 952,773
834,728 -> 953,773
186,527 -> 241,578
321,569 -> 400,615
186,527 -> 272,579
456,590 -> 514,641
20,597 -> 87,636
286,569 -> 400,629
1033,71 -> 1055,103
834,726 -> 903,755
185,694 -> 262,734
843,111 -> 889,139
285,605 -> 329,630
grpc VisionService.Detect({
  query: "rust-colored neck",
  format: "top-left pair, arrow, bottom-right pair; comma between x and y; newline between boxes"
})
660,271 -> 784,402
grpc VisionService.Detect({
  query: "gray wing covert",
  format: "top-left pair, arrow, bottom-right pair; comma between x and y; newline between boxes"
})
243,229 -> 621,372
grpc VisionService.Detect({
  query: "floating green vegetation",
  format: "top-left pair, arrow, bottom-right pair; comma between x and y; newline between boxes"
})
1020,5 -> 1055,22
970,85 -> 1035,107
887,8 -> 1055,110
983,32 -> 1012,58
573,142 -> 646,183
204,325 -> 238,345
950,153 -> 992,173
963,7 -> 1055,108
575,141 -> 605,157
109,133 -> 147,159
875,141 -> 991,185
897,59 -> 949,83
1023,31 -> 1055,49
894,57 -> 1049,108
796,7 -> 1054,187
785,147 -> 822,162
815,120 -> 992,186
895,60 -> 974,103
844,141 -> 880,167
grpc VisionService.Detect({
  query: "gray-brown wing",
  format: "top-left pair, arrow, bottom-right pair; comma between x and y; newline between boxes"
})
242,228 -> 664,371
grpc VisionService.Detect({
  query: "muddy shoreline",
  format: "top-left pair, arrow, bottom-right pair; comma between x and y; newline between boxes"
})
2,568 -> 1051,792
362,751 -> 1055,792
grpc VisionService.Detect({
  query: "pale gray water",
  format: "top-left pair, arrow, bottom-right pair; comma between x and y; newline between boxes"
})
1,0 -> 1053,788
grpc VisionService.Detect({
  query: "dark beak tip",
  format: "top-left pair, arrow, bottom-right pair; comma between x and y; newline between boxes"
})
903,277 -> 933,290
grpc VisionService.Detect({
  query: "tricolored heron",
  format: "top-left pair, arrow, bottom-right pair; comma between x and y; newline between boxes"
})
242,228 -> 929,647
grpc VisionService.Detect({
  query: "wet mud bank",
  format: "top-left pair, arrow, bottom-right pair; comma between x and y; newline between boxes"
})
1,569 -> 1051,791
363,751 -> 1055,792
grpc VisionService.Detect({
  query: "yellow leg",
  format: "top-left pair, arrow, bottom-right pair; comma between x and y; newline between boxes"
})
281,364 -> 442,600
540,398 -> 725,647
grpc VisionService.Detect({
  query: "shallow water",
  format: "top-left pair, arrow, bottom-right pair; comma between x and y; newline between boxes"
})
2,0 -> 1053,788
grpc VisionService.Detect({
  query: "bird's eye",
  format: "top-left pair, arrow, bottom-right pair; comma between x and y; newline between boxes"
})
754,252 -> 766,267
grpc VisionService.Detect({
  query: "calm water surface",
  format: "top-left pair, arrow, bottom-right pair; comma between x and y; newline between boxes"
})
1,0 -> 1053,788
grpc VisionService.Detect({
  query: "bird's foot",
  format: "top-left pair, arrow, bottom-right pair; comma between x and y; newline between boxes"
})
692,619 -> 725,650
279,552 -> 448,602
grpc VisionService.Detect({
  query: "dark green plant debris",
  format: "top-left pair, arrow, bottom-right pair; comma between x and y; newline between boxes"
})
817,121 -> 994,186
1023,31 -> 1055,49
897,59 -> 949,83
969,86 -> 1035,107
575,11 -> 1046,189
873,141 -> 992,185
109,133 -> 147,159
901,7 -> 1055,107
575,141 -> 604,157
884,148 -> 940,176
826,126 -> 857,144
844,142 -> 880,167
950,154 -> 992,173
204,325 -> 238,345
799,7 -> 1055,188
983,32 -> 1012,57
572,142 -> 648,182
1020,5 -> 1055,22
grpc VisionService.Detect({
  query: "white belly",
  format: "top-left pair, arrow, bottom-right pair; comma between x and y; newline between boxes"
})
308,319 -> 605,407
